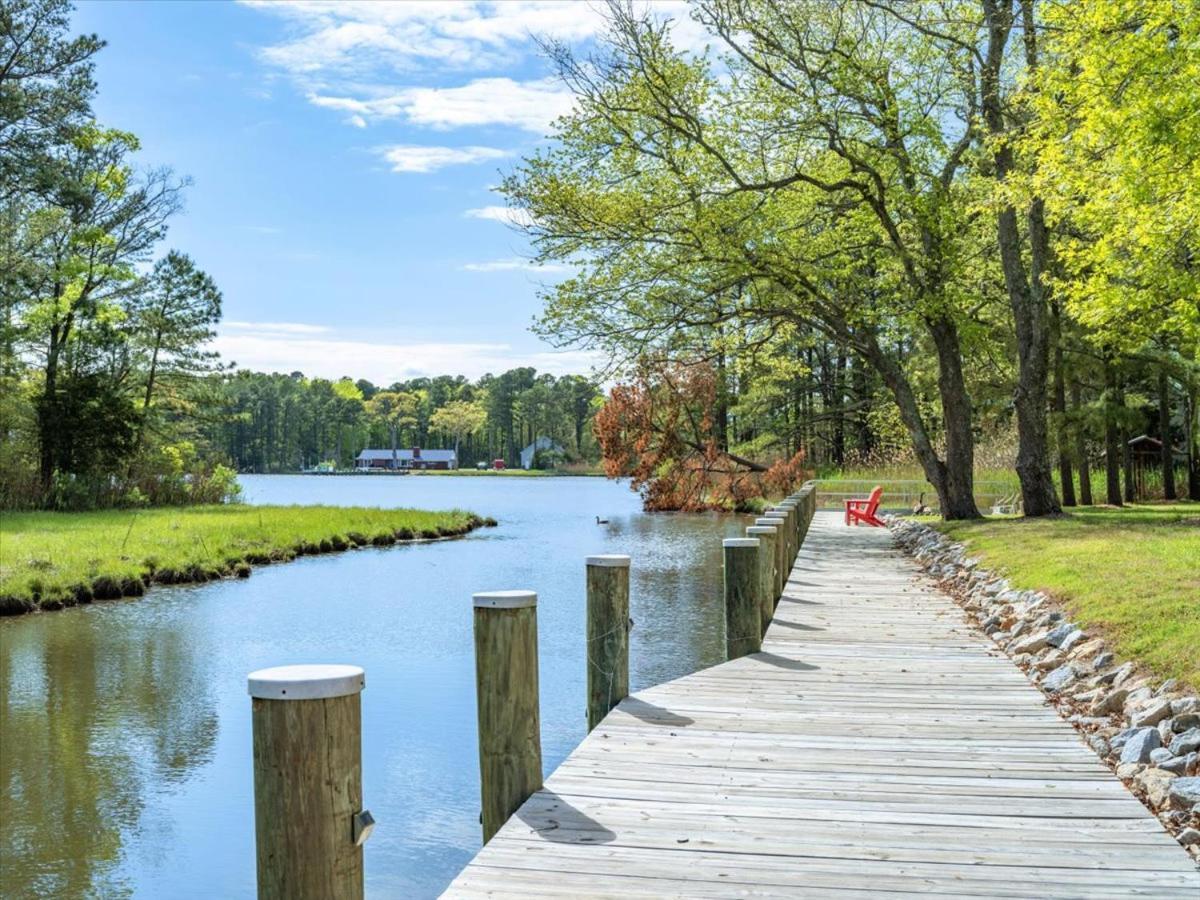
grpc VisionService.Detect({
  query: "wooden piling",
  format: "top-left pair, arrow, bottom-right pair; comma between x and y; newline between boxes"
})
745,525 -> 777,636
774,502 -> 799,568
249,664 -> 368,900
754,516 -> 787,601
723,537 -> 762,659
586,555 -> 631,732
473,590 -> 543,844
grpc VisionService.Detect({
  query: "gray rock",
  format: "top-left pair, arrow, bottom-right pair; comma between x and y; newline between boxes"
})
1086,734 -> 1111,757
1167,776 -> 1200,810
1042,664 -> 1076,692
1132,698 -> 1173,728
1171,696 -> 1200,715
1044,622 -> 1080,648
1150,747 -> 1175,765
1058,629 -> 1087,652
1116,761 -> 1143,780
1155,678 -> 1178,696
1178,827 -> 1200,846
1168,727 -> 1200,757
1158,752 -> 1197,775
1173,713 -> 1200,731
1112,662 -> 1137,686
1092,687 -> 1128,715
1111,726 -> 1139,751
1011,631 -> 1050,655
1159,719 -> 1175,745
1119,727 -> 1162,764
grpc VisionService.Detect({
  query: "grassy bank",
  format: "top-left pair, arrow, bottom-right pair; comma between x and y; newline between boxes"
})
0,505 -> 494,615
936,503 -> 1200,688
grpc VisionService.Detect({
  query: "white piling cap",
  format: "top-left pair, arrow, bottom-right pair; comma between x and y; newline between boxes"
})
247,664 -> 365,701
778,499 -> 799,507
746,525 -> 776,534
473,589 -> 537,609
586,554 -> 631,567
755,516 -> 785,525
723,537 -> 760,548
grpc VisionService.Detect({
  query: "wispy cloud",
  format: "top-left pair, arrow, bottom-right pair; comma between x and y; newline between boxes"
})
377,144 -> 509,173
309,77 -> 574,132
239,1 -> 707,133
462,258 -> 571,273
223,320 -> 330,334
464,205 -> 534,228
211,323 -> 601,381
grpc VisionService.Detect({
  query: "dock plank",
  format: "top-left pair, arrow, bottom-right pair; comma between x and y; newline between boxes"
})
443,512 -> 1199,897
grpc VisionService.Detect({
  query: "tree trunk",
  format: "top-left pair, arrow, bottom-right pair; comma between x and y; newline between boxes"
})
1071,378 -> 1093,505
832,346 -> 846,465
1104,364 -> 1122,506
1120,381 -> 1135,503
1185,381 -> 1200,501
1051,305 -> 1074,505
928,318 -> 980,520
982,0 -> 1060,517
1158,367 -> 1176,500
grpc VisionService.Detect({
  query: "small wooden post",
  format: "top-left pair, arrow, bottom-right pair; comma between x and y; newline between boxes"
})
745,525 -> 776,637
586,554 -> 631,732
249,664 -> 368,900
723,537 -> 762,659
775,501 -> 799,568
473,590 -> 543,844
754,516 -> 787,601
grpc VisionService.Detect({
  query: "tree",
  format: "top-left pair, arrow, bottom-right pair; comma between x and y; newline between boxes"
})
430,399 -> 487,459
127,251 -> 222,439
595,355 -> 807,510
365,390 -> 419,468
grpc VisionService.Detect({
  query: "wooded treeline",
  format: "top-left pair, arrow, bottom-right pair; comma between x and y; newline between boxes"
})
1,0 -> 235,509
209,368 -> 601,473
508,0 -> 1200,516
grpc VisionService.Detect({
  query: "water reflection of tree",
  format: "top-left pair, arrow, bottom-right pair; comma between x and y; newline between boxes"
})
618,512 -> 743,690
1,612 -> 217,898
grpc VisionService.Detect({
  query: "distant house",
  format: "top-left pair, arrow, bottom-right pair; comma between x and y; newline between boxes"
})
520,437 -> 565,470
355,447 -> 457,471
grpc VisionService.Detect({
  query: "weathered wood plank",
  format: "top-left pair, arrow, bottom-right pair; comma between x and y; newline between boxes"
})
443,512 -> 1199,896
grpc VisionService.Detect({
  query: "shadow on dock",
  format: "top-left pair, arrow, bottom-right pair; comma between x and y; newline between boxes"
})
619,697 -> 694,727
517,792 -> 616,844
752,651 -> 819,671
770,619 -> 825,632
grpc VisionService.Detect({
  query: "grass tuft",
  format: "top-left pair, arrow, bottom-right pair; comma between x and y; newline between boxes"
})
0,504 -> 485,614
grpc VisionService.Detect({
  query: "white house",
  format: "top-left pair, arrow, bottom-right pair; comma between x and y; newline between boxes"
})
520,437 -> 564,470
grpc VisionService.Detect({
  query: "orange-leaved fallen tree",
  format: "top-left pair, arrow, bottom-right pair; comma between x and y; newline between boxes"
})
594,359 -> 808,511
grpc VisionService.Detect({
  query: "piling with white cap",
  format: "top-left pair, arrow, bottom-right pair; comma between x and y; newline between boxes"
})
473,590 -> 542,843
745,525 -> 777,636
723,537 -> 762,659
248,663 -> 368,900
586,555 -> 632,732
768,504 -> 798,571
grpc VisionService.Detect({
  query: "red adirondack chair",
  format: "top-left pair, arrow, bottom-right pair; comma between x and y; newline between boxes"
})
844,485 -> 885,527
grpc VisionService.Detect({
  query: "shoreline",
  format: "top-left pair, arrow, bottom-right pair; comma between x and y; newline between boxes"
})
0,505 -> 497,617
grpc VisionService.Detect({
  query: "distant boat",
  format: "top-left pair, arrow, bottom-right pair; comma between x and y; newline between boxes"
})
595,515 -> 609,524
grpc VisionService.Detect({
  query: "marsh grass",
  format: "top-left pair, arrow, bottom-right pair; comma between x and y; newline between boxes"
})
937,502 -> 1200,689
0,505 -> 492,614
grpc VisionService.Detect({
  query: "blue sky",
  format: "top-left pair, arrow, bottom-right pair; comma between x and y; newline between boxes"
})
71,1 -> 703,383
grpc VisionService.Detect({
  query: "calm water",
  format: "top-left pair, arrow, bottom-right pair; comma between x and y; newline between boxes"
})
1,475 -> 750,898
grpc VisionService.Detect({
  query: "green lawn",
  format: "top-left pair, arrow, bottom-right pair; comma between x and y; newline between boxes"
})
0,504 -> 489,614
937,503 -> 1200,689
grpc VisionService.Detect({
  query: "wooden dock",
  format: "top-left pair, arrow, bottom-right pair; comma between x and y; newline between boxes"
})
443,512 -> 1200,897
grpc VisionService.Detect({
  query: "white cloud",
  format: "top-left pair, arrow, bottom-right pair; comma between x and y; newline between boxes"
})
378,144 -> 509,173
239,1 -> 708,132
464,205 -> 534,228
309,77 -> 574,131
462,258 -> 571,273
211,323 -> 602,381
223,320 -> 330,334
